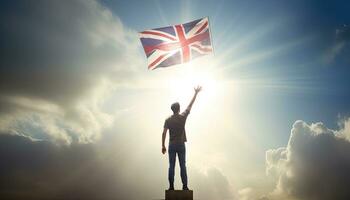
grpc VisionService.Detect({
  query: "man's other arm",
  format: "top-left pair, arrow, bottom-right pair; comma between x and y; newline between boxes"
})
162,127 -> 167,154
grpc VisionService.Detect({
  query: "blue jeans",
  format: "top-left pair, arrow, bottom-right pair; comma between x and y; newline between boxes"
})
168,143 -> 187,187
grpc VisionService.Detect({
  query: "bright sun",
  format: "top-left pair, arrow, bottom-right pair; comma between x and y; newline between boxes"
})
167,60 -> 224,105
140,56 -> 237,110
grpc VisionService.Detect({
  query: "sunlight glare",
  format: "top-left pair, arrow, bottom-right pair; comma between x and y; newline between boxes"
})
168,62 -> 222,105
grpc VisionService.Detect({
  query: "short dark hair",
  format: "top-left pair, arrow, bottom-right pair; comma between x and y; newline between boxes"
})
171,102 -> 180,113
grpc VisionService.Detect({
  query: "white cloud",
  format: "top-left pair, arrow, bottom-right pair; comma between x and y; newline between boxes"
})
0,0 -> 143,144
337,117 -> 350,141
265,119 -> 350,200
239,188 -> 270,200
191,167 -> 234,200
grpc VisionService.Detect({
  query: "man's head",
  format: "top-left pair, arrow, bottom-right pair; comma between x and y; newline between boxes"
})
171,102 -> 180,114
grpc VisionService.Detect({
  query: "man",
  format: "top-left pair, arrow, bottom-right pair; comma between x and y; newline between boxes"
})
162,86 -> 202,190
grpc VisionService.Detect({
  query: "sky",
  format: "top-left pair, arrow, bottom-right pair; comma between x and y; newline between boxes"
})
0,0 -> 350,200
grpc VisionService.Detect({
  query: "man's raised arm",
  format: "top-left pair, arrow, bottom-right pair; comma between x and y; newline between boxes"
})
186,86 -> 202,112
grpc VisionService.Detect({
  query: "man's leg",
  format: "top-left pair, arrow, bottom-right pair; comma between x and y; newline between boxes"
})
168,144 -> 176,190
178,144 -> 188,189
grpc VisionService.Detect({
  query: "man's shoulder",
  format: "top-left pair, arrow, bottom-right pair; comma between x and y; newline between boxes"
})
164,115 -> 173,128
165,115 -> 173,121
180,109 -> 190,117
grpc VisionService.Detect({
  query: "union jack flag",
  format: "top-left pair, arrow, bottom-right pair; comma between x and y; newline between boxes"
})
139,17 -> 213,70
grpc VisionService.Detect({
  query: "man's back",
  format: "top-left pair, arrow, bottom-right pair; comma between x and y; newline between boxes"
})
164,110 -> 189,144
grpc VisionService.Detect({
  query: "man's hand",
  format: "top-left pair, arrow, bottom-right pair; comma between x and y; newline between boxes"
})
194,85 -> 202,94
162,146 -> 167,154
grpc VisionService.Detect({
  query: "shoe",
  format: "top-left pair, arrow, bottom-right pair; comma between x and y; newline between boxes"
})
182,185 -> 189,190
168,186 -> 174,190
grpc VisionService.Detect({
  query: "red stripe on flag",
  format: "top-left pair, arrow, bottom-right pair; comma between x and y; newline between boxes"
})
175,25 -> 190,63
195,21 -> 208,35
187,30 -> 210,44
144,42 -> 181,55
148,53 -> 167,69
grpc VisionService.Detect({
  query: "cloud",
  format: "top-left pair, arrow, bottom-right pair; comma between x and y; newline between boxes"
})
0,132 -> 238,200
191,167 -> 234,200
265,119 -> 350,200
0,0 -> 143,144
0,134 -> 112,199
238,187 -> 270,200
337,117 -> 350,141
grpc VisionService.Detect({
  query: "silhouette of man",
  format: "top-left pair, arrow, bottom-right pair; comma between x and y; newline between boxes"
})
162,86 -> 202,190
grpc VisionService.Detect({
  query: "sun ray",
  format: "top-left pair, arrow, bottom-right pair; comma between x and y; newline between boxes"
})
216,21 -> 282,59
218,36 -> 312,73
153,0 -> 169,25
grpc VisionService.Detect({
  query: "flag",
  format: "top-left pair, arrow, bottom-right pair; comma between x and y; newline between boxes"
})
139,17 -> 213,70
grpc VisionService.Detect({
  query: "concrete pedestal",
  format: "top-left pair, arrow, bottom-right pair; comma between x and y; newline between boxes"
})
165,190 -> 193,200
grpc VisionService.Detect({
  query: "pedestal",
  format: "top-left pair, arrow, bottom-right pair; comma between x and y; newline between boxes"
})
165,190 -> 193,200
